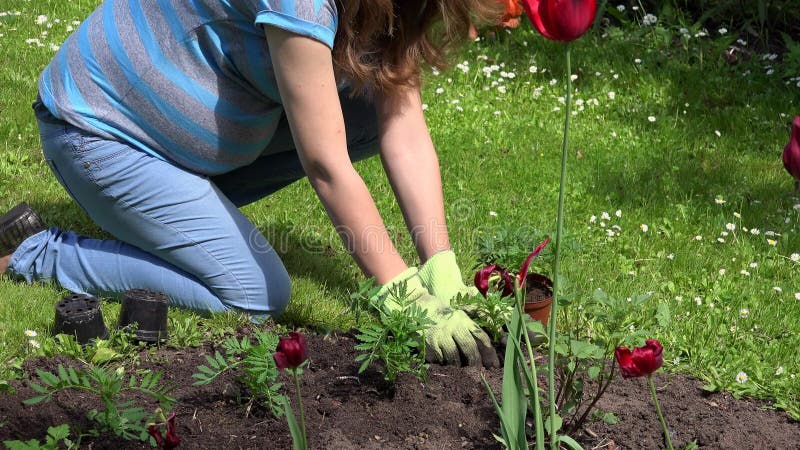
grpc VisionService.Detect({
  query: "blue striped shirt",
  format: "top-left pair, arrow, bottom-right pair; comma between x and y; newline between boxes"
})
38,0 -> 338,175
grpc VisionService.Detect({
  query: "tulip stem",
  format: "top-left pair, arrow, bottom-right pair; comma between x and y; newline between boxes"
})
293,370 -> 307,449
648,375 -> 674,450
548,43 -> 571,450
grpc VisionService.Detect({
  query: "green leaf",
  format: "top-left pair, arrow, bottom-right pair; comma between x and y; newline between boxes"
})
282,398 -> 306,450
66,367 -> 80,385
500,305 -> 527,450
570,340 -> 603,359
28,382 -> 48,395
3,439 -> 41,449
557,434 -> 584,450
601,412 -> 619,425
47,423 -> 70,441
214,352 -> 228,368
544,413 -> 562,435
22,394 -> 49,405
37,369 -> 59,387
91,347 -> 120,364
655,302 -> 671,327
481,375 -> 513,448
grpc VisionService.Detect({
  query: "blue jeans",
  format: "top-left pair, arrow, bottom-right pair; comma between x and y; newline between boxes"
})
9,94 -> 379,317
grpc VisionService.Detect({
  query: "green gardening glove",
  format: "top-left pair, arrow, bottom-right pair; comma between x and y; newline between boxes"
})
376,268 -> 498,368
415,294 -> 499,367
417,250 -> 479,301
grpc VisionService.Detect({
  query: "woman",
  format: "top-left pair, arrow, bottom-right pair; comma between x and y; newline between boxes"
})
1,0 -> 500,367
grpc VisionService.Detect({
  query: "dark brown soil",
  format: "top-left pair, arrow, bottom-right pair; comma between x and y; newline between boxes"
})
0,332 -> 798,449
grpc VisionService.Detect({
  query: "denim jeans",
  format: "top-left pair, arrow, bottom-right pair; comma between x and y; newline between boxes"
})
9,93 -> 379,317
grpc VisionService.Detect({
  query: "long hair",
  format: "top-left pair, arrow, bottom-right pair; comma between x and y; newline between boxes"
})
332,0 -> 502,97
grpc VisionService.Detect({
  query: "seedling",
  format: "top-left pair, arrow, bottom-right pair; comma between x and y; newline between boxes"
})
3,424 -> 77,450
24,365 -> 175,442
192,329 -> 285,418
355,281 -> 432,384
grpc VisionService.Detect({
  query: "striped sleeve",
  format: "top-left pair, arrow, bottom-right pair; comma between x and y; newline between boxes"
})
255,0 -> 337,48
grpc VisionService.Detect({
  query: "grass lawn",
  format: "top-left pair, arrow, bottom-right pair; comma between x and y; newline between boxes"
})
1,0 -> 798,420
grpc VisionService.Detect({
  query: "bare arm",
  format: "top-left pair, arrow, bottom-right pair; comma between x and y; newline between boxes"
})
376,85 -> 451,263
265,27 -> 407,284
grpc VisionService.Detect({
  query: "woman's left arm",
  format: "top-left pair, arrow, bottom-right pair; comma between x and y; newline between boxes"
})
375,84 -> 451,263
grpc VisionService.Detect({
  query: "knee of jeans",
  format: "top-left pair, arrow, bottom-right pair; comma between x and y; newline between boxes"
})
214,260 -> 291,318
263,264 -> 292,316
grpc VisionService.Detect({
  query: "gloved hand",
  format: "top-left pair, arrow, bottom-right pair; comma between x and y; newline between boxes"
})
415,294 -> 499,367
417,250 -> 480,301
377,267 -> 499,368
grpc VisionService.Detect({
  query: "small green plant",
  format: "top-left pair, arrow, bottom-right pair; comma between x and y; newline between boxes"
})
24,365 -> 175,442
192,329 -> 285,417
354,282 -> 432,384
33,327 -> 142,365
167,315 -> 205,348
473,226 -> 554,271
3,424 -> 76,450
548,289 -> 662,434
453,291 -> 514,343
202,311 -> 252,341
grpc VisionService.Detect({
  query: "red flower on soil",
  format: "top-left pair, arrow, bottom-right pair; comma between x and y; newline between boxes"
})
783,116 -> 800,182
147,411 -> 180,449
614,339 -> 664,378
520,0 -> 598,42
274,331 -> 308,370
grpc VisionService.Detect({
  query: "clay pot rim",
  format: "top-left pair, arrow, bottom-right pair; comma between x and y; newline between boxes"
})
524,272 -> 553,302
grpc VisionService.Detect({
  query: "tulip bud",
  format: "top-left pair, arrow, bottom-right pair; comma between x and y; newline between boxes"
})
521,0 -> 598,42
474,264 -> 515,297
274,331 -> 308,370
783,116 -> 800,181
614,339 -> 663,378
147,411 -> 181,449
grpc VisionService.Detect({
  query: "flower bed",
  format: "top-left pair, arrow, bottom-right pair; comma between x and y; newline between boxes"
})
0,331 -> 798,449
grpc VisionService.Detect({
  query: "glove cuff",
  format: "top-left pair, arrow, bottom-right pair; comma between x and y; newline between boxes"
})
376,267 -> 427,311
417,250 -> 464,299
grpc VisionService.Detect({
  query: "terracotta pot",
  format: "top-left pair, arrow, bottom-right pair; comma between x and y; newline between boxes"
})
523,273 -> 553,325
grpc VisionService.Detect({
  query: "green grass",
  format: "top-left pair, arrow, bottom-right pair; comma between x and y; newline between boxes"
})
1,1 -> 799,420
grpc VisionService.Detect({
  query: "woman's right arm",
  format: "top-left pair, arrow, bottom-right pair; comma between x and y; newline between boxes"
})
264,27 -> 407,284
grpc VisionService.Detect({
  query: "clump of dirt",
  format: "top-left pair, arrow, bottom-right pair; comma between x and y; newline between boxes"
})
0,332 -> 797,449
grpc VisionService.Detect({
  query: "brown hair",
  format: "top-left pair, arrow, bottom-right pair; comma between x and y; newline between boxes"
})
332,0 -> 502,97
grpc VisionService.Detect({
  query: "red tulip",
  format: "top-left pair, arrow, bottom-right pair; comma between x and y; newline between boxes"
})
783,116 -> 800,183
521,0 -> 597,42
517,237 -> 551,287
147,411 -> 181,449
500,0 -> 525,28
614,339 -> 664,378
474,264 -> 515,298
274,331 -> 308,370
474,237 -> 551,297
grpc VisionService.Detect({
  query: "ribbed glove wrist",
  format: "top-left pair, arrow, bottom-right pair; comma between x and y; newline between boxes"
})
376,267 -> 428,312
417,250 -> 479,301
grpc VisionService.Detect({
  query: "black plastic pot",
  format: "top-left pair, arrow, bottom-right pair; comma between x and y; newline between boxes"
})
118,289 -> 169,343
53,294 -> 109,344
